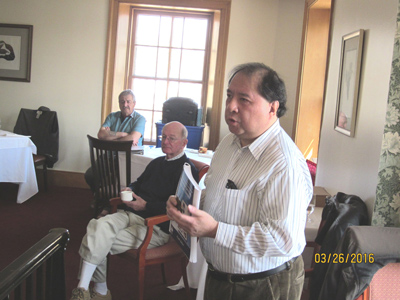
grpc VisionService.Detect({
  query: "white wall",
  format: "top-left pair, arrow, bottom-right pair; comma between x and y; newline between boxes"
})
0,0 -> 109,173
2,0 -> 396,216
0,0 -> 304,175
273,0 -> 305,137
316,0 -> 398,217
220,0 -> 304,140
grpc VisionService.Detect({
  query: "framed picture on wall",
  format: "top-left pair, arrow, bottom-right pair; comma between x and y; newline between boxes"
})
334,29 -> 364,137
0,23 -> 33,82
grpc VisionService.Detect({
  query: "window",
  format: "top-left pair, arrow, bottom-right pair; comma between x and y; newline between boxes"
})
103,0 -> 231,149
129,10 -> 212,142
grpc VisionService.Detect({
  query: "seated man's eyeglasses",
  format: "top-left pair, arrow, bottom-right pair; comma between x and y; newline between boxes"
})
158,135 -> 182,143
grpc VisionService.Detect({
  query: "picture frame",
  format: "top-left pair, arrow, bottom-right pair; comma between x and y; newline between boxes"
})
334,29 -> 364,137
0,23 -> 33,82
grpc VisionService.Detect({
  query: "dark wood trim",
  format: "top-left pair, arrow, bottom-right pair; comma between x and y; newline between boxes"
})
36,169 -> 89,190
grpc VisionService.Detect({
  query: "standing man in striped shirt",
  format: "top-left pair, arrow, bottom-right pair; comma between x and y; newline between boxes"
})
167,62 -> 313,300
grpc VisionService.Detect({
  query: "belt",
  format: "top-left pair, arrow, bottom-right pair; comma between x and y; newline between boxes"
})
207,256 -> 298,283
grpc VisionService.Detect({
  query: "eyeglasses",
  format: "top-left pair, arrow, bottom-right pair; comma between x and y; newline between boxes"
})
119,100 -> 133,104
158,135 -> 182,143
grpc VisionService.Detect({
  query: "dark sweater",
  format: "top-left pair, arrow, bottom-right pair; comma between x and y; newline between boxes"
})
127,154 -> 199,233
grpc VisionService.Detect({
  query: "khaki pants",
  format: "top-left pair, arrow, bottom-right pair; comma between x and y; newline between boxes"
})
78,210 -> 170,282
204,256 -> 305,300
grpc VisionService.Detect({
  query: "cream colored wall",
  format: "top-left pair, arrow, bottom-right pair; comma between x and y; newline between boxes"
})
0,0 -> 109,173
316,0 -> 398,217
272,0 -> 305,137
2,0 -> 395,214
220,0 -> 304,140
0,0 -> 304,175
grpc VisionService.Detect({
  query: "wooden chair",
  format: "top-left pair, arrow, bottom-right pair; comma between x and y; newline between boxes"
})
33,154 -> 48,191
87,134 -> 132,218
306,159 -> 316,186
108,159 -> 209,300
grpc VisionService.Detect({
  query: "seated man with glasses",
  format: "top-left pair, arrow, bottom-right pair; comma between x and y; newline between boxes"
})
71,121 -> 199,300
84,89 -> 146,214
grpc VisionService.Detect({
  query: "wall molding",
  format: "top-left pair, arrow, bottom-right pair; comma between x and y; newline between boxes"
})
36,169 -> 88,190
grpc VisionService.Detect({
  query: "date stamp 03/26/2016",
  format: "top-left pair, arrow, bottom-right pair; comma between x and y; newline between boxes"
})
314,253 -> 375,264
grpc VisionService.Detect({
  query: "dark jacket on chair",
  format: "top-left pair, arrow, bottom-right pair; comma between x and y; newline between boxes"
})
310,192 -> 369,300
14,107 -> 59,167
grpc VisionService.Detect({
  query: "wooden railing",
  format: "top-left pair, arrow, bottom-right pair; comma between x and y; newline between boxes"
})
0,228 -> 70,300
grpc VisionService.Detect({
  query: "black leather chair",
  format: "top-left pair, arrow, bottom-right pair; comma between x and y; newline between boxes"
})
162,97 -> 199,126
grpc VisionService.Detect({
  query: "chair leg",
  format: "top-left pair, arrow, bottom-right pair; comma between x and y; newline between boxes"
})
138,266 -> 145,300
43,163 -> 48,191
161,263 -> 167,284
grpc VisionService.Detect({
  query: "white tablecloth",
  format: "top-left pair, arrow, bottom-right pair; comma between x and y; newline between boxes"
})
305,207 -> 323,242
303,207 -> 323,268
0,130 -> 38,203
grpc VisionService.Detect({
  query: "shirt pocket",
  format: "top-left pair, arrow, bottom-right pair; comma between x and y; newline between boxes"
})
220,187 -> 259,225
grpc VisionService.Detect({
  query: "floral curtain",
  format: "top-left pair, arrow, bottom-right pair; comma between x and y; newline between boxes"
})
372,1 -> 400,227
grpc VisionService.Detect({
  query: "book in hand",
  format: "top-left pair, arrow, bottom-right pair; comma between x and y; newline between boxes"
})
169,162 -> 202,263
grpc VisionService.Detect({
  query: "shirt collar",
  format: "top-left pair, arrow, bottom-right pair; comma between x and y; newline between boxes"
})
120,110 -> 134,121
165,150 -> 185,161
232,119 -> 281,161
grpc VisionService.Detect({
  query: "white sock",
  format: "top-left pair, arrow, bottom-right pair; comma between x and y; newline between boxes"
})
78,260 -> 97,290
94,282 -> 108,295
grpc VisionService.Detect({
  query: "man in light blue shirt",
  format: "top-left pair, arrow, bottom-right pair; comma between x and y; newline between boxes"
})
97,89 -> 145,145
85,89 -> 146,214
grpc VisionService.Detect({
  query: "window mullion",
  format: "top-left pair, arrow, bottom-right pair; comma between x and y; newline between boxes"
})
177,17 -> 185,96
150,15 -> 162,139
166,16 -> 174,100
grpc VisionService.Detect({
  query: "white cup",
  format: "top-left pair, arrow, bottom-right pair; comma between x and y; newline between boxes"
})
121,190 -> 133,201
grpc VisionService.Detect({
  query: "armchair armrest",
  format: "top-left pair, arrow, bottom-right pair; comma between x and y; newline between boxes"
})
138,214 -> 170,254
145,214 -> 169,227
109,198 -> 169,225
110,197 -> 123,213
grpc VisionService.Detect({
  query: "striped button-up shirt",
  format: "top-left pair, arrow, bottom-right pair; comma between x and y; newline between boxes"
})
200,120 -> 313,274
